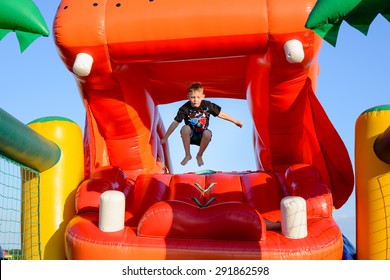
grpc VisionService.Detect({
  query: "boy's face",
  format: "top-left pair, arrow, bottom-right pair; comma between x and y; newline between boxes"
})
188,89 -> 204,108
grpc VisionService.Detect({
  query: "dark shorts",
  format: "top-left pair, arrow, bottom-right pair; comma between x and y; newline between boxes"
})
190,129 -> 212,146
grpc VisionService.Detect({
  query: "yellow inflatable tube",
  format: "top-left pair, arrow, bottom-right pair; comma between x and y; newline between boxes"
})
355,105 -> 390,260
23,117 -> 84,260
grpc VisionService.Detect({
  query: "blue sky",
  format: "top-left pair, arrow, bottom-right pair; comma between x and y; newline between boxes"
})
1,1 -> 390,247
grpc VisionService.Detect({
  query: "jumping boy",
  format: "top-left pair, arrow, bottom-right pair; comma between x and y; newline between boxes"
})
160,82 -> 243,167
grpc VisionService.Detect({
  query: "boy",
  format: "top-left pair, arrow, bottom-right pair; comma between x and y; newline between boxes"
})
161,82 -> 243,167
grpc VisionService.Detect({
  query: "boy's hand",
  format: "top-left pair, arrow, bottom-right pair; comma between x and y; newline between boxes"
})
236,121 -> 244,128
161,138 -> 167,145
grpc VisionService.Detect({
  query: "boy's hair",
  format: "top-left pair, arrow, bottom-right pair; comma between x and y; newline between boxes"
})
188,82 -> 203,93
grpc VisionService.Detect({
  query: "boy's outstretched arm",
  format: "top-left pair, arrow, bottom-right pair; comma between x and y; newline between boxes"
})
218,112 -> 244,128
161,120 -> 180,144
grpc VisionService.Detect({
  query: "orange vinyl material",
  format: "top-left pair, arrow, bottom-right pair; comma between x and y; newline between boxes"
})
54,0 -> 353,259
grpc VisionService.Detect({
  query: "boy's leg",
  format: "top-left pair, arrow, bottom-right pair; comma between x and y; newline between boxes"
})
196,130 -> 212,166
180,125 -> 192,165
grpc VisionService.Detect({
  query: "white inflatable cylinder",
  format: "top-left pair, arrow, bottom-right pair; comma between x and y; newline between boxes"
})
99,190 -> 125,232
73,52 -> 94,77
284,39 -> 305,63
281,196 -> 307,239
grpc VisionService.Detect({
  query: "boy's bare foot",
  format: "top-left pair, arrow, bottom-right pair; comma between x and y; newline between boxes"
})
196,155 -> 204,166
180,155 -> 192,165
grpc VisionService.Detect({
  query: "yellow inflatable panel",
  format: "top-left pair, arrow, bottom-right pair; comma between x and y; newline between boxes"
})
355,105 -> 390,260
23,117 -> 84,260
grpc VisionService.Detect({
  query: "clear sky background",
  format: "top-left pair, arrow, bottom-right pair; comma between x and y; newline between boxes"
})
1,1 -> 390,248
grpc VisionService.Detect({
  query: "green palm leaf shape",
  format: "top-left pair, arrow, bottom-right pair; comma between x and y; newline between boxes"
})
0,0 -> 50,52
306,0 -> 390,46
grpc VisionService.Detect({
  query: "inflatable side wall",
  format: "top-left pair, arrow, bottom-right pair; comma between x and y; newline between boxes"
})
355,105 -> 390,260
23,117 -> 84,259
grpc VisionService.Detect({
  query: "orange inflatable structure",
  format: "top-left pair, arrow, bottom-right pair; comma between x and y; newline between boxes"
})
54,0 -> 354,259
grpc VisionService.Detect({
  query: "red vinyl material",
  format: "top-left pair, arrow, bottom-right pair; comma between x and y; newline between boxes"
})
66,165 -> 342,260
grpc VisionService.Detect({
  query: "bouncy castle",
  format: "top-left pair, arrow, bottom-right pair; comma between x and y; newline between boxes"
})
1,0 -> 389,260
55,0 -> 353,260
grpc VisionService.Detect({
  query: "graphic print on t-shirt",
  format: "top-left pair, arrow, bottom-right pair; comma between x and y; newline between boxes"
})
188,108 -> 209,132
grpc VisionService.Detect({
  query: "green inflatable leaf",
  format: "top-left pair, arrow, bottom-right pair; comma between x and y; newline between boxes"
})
306,0 -> 362,29
0,29 -> 11,41
306,0 -> 390,46
0,0 -> 49,52
16,30 -> 43,53
311,22 -> 341,47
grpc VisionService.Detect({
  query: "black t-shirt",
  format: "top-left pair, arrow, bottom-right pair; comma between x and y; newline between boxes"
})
174,100 -> 221,132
